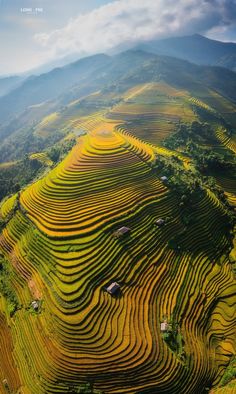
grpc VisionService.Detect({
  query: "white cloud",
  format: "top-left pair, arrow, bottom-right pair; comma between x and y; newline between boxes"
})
35,0 -> 236,62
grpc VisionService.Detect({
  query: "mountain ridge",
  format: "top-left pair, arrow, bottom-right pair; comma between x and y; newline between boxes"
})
134,34 -> 236,70
1,48 -> 236,138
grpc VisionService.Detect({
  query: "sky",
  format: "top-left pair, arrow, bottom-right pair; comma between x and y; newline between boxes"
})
0,0 -> 236,75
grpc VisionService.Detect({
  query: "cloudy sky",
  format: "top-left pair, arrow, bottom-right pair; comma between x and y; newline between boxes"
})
0,0 -> 236,75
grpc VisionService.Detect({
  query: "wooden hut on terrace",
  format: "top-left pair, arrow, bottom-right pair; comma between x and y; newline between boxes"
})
2,379 -> 9,391
160,176 -> 168,182
31,300 -> 39,311
106,282 -> 121,295
161,320 -> 169,333
113,226 -> 131,238
156,218 -> 165,227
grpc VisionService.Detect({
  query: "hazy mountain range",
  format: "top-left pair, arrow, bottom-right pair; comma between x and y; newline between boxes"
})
135,34 -> 236,71
0,33 -> 235,93
0,76 -> 24,97
0,33 -> 236,143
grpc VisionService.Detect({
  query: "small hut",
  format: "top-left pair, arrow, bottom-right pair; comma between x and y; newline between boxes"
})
2,379 -> 9,388
106,282 -> 121,295
114,226 -> 131,238
31,300 -> 39,311
160,176 -> 168,182
156,218 -> 165,227
161,320 -> 169,333
76,129 -> 87,136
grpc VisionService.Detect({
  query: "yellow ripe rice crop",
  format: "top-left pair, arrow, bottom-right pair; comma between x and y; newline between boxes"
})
0,193 -> 18,219
0,120 -> 235,393
216,128 -> 236,154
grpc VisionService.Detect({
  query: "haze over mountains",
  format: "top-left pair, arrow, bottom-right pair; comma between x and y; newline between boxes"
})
2,33 -> 236,81
135,34 -> 236,71
0,76 -> 24,98
0,34 -> 236,121
30,34 -> 236,76
1,35 -> 236,138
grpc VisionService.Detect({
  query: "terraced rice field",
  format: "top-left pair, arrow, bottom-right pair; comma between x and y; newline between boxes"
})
210,381 -> 236,394
106,83 -> 196,144
0,298 -> 21,393
29,153 -> 53,167
0,161 -> 17,169
0,193 -> 18,219
0,118 -> 235,393
190,88 -> 236,127
213,172 -> 236,207
215,129 -> 236,154
34,93 -> 108,138
189,97 -> 219,116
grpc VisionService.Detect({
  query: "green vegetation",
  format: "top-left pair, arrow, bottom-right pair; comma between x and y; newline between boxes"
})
47,137 -> 76,163
0,125 -> 64,164
0,137 -> 76,202
163,122 -> 235,171
0,255 -> 19,316
162,121 -> 236,203
0,156 -> 43,201
153,148 -> 235,255
70,383 -> 104,394
154,153 -> 200,194
162,322 -> 184,355
220,357 -> 236,387
163,121 -> 217,149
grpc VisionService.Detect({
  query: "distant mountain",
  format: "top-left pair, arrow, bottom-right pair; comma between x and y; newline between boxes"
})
23,53 -> 87,77
0,75 -> 24,97
1,49 -> 236,140
0,54 -> 111,126
135,34 -> 236,71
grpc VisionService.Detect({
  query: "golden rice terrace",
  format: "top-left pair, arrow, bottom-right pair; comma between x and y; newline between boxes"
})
1,70 -> 236,394
0,112 -> 235,393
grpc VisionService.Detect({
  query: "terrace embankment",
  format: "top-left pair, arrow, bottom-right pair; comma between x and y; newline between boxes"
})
0,123 -> 235,393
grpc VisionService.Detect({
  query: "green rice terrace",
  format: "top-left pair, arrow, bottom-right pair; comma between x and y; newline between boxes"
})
0,79 -> 235,394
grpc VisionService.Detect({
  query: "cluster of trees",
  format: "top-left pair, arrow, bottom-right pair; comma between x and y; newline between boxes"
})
69,383 -> 104,393
0,126 -> 64,164
153,153 -> 201,196
162,321 -> 184,356
0,157 -> 43,201
163,121 -> 236,174
0,255 -> 19,316
186,142 -> 235,173
220,356 -> 236,387
47,137 -> 76,163
0,137 -> 76,202
153,147 -> 235,243
163,121 -> 217,150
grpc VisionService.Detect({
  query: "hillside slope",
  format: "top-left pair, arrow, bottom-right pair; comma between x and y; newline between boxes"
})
1,49 -> 236,137
0,48 -> 236,393
135,34 -> 236,71
0,54 -> 110,126
0,111 -> 235,392
0,76 -> 23,97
